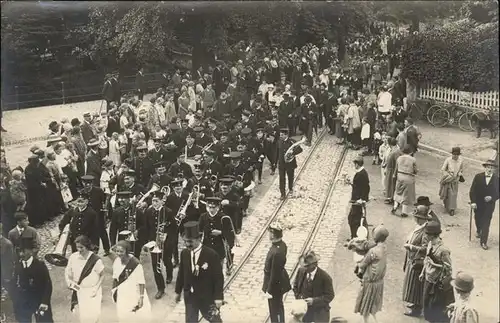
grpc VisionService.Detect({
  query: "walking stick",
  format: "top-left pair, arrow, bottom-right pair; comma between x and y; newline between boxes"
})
468,202 -> 473,242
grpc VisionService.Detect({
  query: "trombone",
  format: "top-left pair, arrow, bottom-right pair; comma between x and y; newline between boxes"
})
144,209 -> 166,274
175,191 -> 194,226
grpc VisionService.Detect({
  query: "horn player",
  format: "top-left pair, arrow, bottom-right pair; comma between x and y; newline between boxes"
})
109,191 -> 142,257
143,190 -> 173,299
58,190 -> 100,253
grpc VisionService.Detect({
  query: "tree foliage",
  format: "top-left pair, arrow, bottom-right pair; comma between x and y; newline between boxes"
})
401,18 -> 499,91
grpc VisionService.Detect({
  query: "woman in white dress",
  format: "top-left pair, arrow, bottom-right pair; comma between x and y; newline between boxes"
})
112,240 -> 151,323
65,235 -> 104,323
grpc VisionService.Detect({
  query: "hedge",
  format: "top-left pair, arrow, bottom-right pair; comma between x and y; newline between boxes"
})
401,19 -> 499,92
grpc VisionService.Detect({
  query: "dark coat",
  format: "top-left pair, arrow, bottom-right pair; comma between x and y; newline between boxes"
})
167,162 -> 194,179
175,245 -> 224,303
80,121 -> 95,144
132,157 -> 155,188
13,258 -> 53,323
293,267 -> 335,323
102,80 -> 114,102
59,206 -> 99,247
351,168 -> 370,201
262,240 -> 291,296
144,206 -> 174,241
277,137 -> 303,170
85,150 -> 102,186
469,172 -> 499,216
8,226 -> 42,256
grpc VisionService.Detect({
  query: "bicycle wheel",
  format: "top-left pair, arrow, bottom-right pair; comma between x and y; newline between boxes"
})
431,108 -> 450,127
458,111 -> 474,132
426,105 -> 441,124
469,111 -> 490,130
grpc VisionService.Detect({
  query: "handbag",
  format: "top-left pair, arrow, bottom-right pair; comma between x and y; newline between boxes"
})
459,175 -> 465,183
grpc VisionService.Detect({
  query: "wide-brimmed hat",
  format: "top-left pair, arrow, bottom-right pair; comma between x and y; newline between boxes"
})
415,196 -> 433,206
302,250 -> 320,265
451,271 -> 474,293
482,159 -> 497,167
451,147 -> 461,155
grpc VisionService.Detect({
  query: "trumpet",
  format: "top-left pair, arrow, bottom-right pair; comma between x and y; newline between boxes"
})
175,191 -> 194,226
137,183 -> 160,206
193,184 -> 201,209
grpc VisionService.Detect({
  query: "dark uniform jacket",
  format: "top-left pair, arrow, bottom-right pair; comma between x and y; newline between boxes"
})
13,258 -> 53,323
132,157 -> 154,188
80,187 -> 106,223
175,245 -> 224,303
168,162 -> 194,179
262,240 -> 291,296
148,148 -> 166,165
198,211 -> 235,260
185,144 -> 203,158
59,206 -> 99,247
214,191 -> 241,220
144,206 -> 174,241
277,137 -> 303,170
469,172 -> 499,216
293,267 -> 335,323
109,205 -> 139,244
195,134 -> 212,149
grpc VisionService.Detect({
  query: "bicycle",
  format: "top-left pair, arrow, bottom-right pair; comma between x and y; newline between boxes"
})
407,100 -> 440,124
430,104 -> 475,131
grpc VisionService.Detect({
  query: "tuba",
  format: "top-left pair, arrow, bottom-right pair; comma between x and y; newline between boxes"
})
160,185 -> 171,201
45,224 -> 70,267
284,136 -> 307,163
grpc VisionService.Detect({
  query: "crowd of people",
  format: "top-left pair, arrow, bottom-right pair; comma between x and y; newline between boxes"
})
0,27 -> 497,323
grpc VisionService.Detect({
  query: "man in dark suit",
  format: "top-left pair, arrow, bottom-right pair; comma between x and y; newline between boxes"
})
8,212 -> 42,259
12,237 -> 54,323
112,72 -> 121,103
293,251 -> 335,323
85,138 -> 102,186
263,221 -> 291,323
404,117 -> 420,155
348,156 -> 370,239
136,67 -> 145,100
80,113 -> 96,144
102,74 -> 114,112
469,159 -> 499,250
277,128 -> 303,199
175,221 -> 224,323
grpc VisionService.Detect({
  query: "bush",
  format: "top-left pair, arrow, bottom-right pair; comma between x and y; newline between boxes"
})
401,19 -> 499,92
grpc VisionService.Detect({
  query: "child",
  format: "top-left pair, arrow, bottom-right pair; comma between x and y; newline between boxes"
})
360,117 -> 371,155
108,132 -> 121,168
346,224 -> 376,277
9,168 -> 27,211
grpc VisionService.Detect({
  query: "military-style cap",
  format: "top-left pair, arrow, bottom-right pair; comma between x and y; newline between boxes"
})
241,128 -> 252,136
186,132 -> 195,138
28,154 -> 39,161
223,113 -> 231,118
170,124 -> 180,131
124,169 -> 136,176
83,112 -> 91,118
193,127 -> 204,133
154,162 -> 166,169
219,131 -> 229,136
81,175 -> 95,182
205,197 -> 222,206
152,190 -> 165,199
229,151 -> 242,159
256,128 -> 264,133
116,191 -> 132,198
279,128 -> 289,134
204,149 -> 216,156
137,144 -> 148,151
219,177 -> 234,184
171,178 -> 184,186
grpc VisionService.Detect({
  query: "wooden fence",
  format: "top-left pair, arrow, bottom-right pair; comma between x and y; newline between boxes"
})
418,84 -> 499,111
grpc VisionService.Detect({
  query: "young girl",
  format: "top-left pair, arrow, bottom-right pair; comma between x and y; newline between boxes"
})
108,132 -> 121,168
9,168 -> 27,211
346,225 -> 376,276
360,117 -> 371,155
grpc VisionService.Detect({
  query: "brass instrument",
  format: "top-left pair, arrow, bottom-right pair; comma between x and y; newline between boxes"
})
137,183 -> 160,206
284,136 -> 307,163
160,185 -> 171,200
144,207 -> 166,273
45,223 -> 70,267
119,203 -> 137,242
193,184 -> 201,208
175,191 -> 194,226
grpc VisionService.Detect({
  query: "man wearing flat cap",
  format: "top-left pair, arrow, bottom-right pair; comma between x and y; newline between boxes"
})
175,221 -> 224,323
12,237 -> 54,323
263,221 -> 291,323
469,159 -> 499,250
277,127 -> 303,200
293,251 -> 335,323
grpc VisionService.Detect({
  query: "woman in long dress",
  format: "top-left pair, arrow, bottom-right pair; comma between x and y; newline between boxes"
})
392,145 -> 417,217
354,225 -> 389,323
65,235 -> 104,323
112,240 -> 151,323
438,147 -> 464,216
164,94 -> 177,123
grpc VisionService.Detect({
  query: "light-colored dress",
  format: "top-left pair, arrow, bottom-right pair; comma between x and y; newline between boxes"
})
65,252 -> 104,323
439,156 -> 464,212
164,101 -> 177,123
112,258 -> 152,323
108,139 -> 121,167
354,242 -> 387,316
394,154 -> 417,213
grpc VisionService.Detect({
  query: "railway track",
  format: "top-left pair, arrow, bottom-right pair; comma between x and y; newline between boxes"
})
189,132 -> 349,322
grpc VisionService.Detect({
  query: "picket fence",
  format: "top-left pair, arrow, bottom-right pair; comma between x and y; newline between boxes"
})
418,84 -> 499,111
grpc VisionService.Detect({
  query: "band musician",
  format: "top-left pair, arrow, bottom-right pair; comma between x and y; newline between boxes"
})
198,197 -> 236,276
277,128 -> 303,200
215,177 -> 242,235
175,221 -> 224,323
143,190 -> 173,299
58,191 -> 99,253
165,179 -> 191,266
